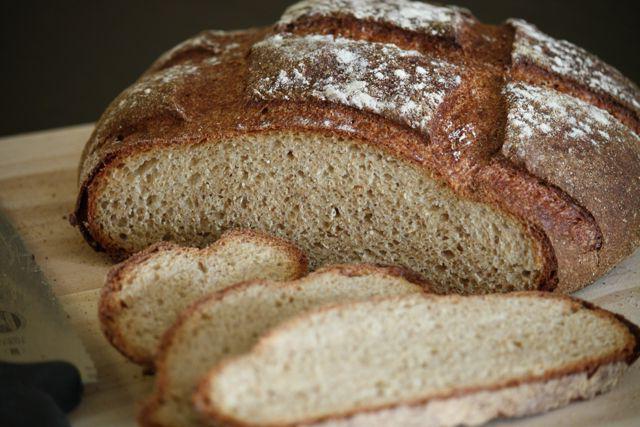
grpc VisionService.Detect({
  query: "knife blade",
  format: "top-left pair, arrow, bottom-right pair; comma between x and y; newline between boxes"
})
0,208 -> 95,383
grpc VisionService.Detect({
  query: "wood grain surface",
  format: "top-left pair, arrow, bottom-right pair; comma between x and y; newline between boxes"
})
0,124 -> 638,426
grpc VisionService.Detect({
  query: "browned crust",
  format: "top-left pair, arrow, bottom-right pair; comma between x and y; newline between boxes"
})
69,149 -> 118,255
194,292 -> 640,427
71,3 -> 640,294
277,13 -> 466,63
476,159 -> 606,293
98,228 -> 308,367
137,396 -> 167,427
313,263 -> 431,290
139,263 -> 432,427
99,241 -> 182,367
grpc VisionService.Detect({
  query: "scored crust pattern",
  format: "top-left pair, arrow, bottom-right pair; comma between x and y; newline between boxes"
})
250,34 -> 461,133
74,0 -> 640,293
509,19 -> 640,114
279,0 -> 470,36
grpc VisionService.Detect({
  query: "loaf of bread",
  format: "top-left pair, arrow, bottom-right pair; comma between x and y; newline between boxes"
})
138,264 -> 429,427
99,229 -> 307,366
71,0 -> 640,294
195,293 -> 640,427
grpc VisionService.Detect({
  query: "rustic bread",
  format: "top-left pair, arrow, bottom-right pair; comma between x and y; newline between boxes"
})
99,229 -> 307,367
71,0 -> 640,294
139,264 -> 429,427
195,293 -> 640,427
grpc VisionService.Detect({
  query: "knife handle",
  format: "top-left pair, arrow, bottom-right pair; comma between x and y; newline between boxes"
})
0,361 -> 83,412
0,384 -> 70,427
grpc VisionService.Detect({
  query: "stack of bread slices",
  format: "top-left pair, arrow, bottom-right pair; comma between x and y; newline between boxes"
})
98,229 -> 638,427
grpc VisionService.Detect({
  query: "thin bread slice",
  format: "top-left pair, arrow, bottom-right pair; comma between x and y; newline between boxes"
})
139,264 -> 430,427
99,229 -> 307,366
195,293 -> 640,427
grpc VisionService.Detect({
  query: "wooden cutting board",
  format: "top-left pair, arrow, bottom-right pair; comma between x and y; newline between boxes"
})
0,124 -> 638,427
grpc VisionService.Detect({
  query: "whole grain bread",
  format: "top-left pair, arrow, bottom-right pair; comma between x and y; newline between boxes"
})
195,293 -> 640,427
72,0 -> 640,294
99,229 -> 307,367
139,264 -> 429,427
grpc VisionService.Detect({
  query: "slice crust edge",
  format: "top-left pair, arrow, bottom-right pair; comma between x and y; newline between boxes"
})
98,228 -> 308,366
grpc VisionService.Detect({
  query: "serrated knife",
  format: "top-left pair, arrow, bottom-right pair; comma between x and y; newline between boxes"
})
0,208 -> 95,426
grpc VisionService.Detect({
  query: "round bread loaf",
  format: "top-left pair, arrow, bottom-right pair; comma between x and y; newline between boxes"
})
72,0 -> 640,294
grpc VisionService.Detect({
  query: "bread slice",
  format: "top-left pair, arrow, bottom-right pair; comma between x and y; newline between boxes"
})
99,229 -> 307,366
195,293 -> 640,427
138,264 -> 430,427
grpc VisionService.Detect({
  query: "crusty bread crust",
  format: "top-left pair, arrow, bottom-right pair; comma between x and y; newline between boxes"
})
99,228 -> 308,367
199,362 -> 628,427
307,362 -> 628,427
194,292 -> 640,427
139,263 -> 431,427
71,0 -> 640,293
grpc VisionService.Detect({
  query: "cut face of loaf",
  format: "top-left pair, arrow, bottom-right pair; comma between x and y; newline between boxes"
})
195,293 -> 640,427
99,229 -> 307,366
89,133 -> 543,295
139,264 -> 428,427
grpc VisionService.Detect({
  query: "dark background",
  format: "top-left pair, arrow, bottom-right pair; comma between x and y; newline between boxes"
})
1,0 -> 639,136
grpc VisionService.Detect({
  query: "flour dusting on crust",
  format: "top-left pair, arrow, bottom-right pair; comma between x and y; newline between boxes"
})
108,30 -> 247,122
116,64 -> 199,112
446,122 -> 477,162
152,30 -> 246,70
279,0 -> 471,38
250,34 -> 461,134
87,30 -> 251,162
504,82 -> 638,154
503,82 -> 640,253
510,19 -> 640,113
504,83 -> 640,156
